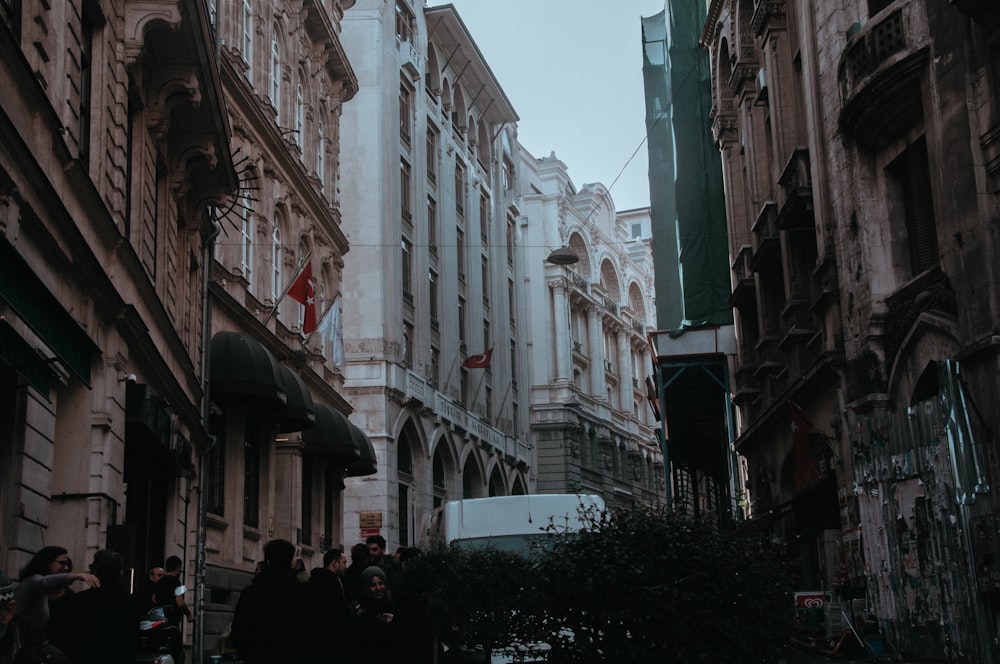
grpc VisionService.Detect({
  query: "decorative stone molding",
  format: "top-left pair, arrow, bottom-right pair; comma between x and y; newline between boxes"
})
124,1 -> 183,64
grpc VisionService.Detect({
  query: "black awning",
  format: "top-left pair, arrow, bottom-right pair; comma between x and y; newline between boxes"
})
271,365 -> 316,433
303,403 -> 360,461
345,423 -> 377,477
209,331 -> 286,405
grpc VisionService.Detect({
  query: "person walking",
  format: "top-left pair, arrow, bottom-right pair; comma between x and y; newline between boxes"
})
230,539 -> 311,664
65,549 -> 137,664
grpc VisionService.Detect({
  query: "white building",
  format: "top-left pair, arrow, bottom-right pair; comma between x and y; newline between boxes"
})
338,0 -> 530,550
519,149 -> 665,510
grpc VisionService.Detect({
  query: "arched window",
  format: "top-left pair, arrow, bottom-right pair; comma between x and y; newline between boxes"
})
271,222 -> 281,304
270,32 -> 281,117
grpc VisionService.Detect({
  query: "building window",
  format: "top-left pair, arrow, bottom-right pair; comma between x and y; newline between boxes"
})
887,137 -> 939,276
317,122 -> 325,188
431,346 -> 440,389
429,269 -> 439,329
401,160 -> 412,226
294,84 -> 304,151
481,255 -> 490,308
79,9 -> 94,166
395,0 -> 415,42
397,436 -> 413,545
403,321 -> 413,367
243,433 -> 260,528
241,0 -> 253,74
508,278 -> 515,327
426,125 -> 438,184
208,0 -> 216,27
502,156 -> 514,191
400,82 -> 413,145
456,227 -> 465,283
432,448 -> 446,508
509,339 -> 517,387
455,161 -> 465,218
479,191 -> 490,245
402,237 -> 413,301
458,296 -> 466,350
506,218 -> 515,267
427,196 -> 438,256
241,197 -> 254,283
271,223 -> 281,304
270,33 -> 281,116
205,428 -> 225,515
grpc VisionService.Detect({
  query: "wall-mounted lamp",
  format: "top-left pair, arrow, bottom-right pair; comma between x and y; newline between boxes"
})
118,373 -> 137,383
545,246 -> 579,265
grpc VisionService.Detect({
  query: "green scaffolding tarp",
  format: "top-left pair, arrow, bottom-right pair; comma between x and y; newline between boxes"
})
642,4 -> 732,329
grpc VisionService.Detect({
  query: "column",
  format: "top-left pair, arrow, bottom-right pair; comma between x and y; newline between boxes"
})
552,279 -> 570,382
617,330 -> 631,411
588,306 -> 606,400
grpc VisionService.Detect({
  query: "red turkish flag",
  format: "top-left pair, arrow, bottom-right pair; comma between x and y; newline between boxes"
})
462,348 -> 493,369
287,260 -> 317,334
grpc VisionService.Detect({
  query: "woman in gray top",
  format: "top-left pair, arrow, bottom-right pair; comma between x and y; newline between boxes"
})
15,546 -> 98,647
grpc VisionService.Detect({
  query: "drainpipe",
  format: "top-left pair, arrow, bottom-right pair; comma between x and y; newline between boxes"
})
194,215 -> 221,664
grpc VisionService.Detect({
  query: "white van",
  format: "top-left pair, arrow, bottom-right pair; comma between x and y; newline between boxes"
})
418,493 -> 606,554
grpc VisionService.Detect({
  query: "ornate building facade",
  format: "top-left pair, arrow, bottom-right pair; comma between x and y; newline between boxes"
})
1,0 -> 362,660
519,149 -> 664,510
337,1 -> 530,551
704,0 -> 1000,659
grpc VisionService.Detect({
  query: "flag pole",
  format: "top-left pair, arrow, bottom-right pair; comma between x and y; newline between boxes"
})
262,251 -> 310,327
493,381 -> 513,427
304,295 -> 334,345
471,368 -> 488,412
442,354 -> 460,393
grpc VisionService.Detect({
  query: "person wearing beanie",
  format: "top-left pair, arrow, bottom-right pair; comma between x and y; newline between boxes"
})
349,565 -> 402,659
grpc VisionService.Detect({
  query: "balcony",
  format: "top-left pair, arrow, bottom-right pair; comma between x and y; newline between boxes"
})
776,148 -> 813,230
752,337 -> 783,379
839,5 -> 930,149
732,365 -> 760,405
778,302 -> 817,350
749,201 -> 780,273
729,245 -> 756,310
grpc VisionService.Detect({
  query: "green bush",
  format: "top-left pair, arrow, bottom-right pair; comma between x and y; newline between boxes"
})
407,506 -> 794,663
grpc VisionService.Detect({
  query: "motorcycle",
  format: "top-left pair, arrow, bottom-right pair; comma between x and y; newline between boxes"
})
135,584 -> 186,664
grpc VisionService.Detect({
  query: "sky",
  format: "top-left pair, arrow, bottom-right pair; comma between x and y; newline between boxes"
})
429,0 -> 668,212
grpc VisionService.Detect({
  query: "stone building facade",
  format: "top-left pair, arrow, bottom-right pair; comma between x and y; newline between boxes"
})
1,0 -> 363,659
519,150 -> 664,510
336,1 -> 531,551
703,0 -> 1000,659
199,0 -> 360,656
0,0 -> 236,656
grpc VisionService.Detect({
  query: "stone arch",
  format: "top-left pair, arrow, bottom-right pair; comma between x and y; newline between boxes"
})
887,312 -> 962,408
430,432 -> 458,505
628,281 -> 647,321
461,446 -> 486,498
567,232 -> 591,280
477,121 -> 491,165
509,472 -> 528,495
600,258 -> 622,304
441,77 -> 452,111
487,464 -> 506,497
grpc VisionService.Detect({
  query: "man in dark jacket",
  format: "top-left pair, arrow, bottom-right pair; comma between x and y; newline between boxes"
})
231,539 -> 310,664
303,548 -> 350,662
67,549 -> 137,664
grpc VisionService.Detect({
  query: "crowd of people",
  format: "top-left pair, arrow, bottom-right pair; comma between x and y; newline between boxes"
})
0,535 -> 431,664
231,535 -> 432,664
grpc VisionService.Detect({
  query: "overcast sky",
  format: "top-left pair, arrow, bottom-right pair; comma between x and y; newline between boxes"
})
429,0 -> 668,212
